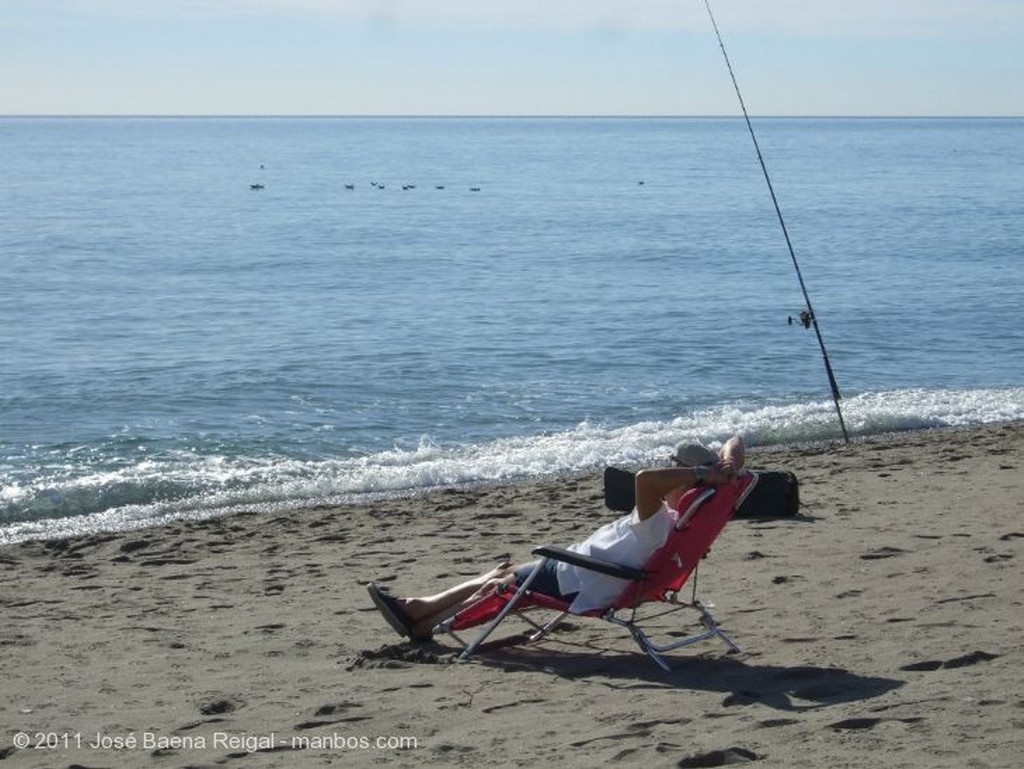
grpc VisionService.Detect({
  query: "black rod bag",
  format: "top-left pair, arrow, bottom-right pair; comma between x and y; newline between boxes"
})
603,466 -> 799,518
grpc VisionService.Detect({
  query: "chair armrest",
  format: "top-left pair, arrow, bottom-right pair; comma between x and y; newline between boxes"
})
531,545 -> 646,581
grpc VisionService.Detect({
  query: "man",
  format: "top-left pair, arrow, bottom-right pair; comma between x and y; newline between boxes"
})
368,436 -> 745,641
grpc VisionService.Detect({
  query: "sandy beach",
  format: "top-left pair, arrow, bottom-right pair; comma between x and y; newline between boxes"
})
1,422 -> 1021,768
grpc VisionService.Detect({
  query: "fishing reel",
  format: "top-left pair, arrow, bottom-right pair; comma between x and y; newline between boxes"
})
787,309 -> 813,329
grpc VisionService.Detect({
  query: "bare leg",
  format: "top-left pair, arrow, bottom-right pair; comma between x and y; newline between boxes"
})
395,561 -> 523,636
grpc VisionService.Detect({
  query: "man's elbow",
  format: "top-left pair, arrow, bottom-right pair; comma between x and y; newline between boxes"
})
633,469 -> 664,519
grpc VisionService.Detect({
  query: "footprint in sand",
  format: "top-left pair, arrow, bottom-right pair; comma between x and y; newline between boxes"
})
294,702 -> 370,730
830,717 -> 881,730
899,650 -> 999,672
253,623 -> 286,633
830,716 -> 923,731
346,645 -> 449,670
677,746 -> 761,767
772,575 -> 803,584
199,697 -> 242,716
860,546 -> 907,560
119,538 -> 153,554
983,553 -> 1013,563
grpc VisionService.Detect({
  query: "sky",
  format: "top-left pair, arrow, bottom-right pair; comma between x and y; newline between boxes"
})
2,0 -> 1022,116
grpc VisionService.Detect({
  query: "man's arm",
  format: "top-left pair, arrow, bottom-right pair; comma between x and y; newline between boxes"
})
634,467 -> 702,520
634,435 -> 746,520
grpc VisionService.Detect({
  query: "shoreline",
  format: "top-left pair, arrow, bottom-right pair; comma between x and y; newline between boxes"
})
1,421 -> 1022,768
4,420 -> 1020,549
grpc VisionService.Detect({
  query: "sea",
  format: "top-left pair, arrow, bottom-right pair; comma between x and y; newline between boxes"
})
2,116 -> 1022,545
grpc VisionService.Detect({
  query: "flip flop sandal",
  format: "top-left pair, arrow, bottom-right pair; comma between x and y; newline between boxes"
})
367,583 -> 432,642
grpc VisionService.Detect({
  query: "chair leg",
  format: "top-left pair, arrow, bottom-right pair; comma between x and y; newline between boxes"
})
712,626 -> 741,654
527,610 -> 570,643
694,600 -> 741,653
628,625 -> 672,672
607,600 -> 740,670
457,558 -> 547,662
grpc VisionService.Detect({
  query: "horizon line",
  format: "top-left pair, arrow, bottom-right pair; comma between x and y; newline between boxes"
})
2,113 -> 1022,120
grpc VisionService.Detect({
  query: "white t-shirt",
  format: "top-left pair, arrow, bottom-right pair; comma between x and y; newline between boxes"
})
555,503 -> 674,613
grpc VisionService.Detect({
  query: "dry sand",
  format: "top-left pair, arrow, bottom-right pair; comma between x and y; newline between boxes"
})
1,422 -> 1022,768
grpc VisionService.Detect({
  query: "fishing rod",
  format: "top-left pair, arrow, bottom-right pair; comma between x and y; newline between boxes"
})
702,0 -> 850,444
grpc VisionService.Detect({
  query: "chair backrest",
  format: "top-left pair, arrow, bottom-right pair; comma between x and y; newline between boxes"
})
614,472 -> 759,608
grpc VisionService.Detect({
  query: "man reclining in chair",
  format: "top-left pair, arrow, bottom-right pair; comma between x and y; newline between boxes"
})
367,435 -> 746,642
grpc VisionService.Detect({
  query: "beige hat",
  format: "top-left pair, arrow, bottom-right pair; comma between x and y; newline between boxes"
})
671,443 -> 718,467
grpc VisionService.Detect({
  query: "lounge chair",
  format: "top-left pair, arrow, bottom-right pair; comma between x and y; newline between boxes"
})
434,472 -> 759,670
